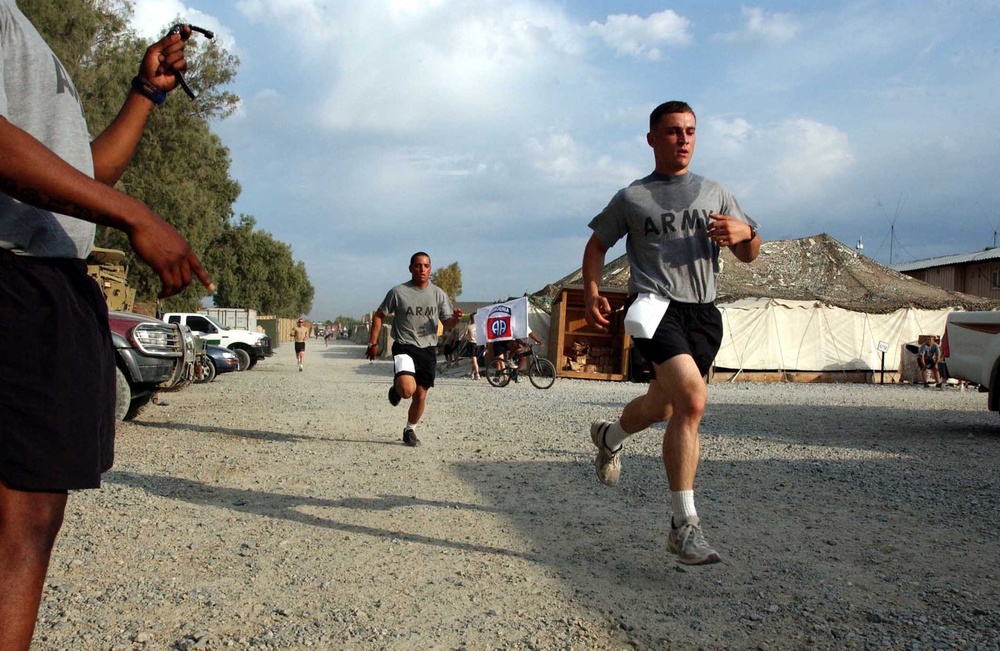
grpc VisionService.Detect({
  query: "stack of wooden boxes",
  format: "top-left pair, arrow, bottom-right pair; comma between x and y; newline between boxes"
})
547,286 -> 629,381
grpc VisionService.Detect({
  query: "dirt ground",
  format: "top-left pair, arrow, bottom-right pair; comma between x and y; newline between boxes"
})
33,340 -> 1000,650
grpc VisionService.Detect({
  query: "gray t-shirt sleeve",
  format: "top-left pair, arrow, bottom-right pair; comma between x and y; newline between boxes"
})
377,288 -> 397,316
588,189 -> 630,249
438,288 -> 453,321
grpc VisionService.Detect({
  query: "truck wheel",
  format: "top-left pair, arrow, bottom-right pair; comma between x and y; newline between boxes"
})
233,348 -> 251,371
247,356 -> 259,370
115,366 -> 131,422
125,393 -> 153,421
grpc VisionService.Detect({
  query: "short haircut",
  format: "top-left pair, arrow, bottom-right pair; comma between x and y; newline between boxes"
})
650,101 -> 695,131
410,251 -> 431,266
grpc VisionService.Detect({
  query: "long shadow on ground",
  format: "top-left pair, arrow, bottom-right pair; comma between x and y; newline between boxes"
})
114,397 -> 1000,649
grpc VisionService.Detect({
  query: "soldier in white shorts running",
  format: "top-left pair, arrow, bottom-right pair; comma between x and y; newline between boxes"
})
366,252 -> 463,447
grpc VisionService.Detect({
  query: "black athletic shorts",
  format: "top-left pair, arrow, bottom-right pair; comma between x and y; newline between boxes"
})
0,249 -> 116,491
628,296 -> 723,377
294,341 -> 305,353
391,342 -> 437,389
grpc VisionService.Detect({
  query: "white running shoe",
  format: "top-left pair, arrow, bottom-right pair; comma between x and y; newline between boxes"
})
668,516 -> 721,565
590,420 -> 622,486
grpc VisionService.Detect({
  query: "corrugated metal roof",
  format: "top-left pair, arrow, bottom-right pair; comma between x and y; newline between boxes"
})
890,247 -> 1000,272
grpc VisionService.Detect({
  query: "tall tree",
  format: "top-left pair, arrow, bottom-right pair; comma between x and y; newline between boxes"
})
431,261 -> 463,303
205,215 -> 315,317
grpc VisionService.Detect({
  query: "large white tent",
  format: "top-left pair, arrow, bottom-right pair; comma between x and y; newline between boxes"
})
716,297 -> 947,374
540,234 -> 1000,378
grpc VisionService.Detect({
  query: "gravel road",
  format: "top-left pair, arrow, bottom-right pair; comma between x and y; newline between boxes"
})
33,340 -> 1000,650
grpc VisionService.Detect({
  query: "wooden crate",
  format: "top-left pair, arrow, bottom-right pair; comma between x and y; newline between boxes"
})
548,286 -> 630,381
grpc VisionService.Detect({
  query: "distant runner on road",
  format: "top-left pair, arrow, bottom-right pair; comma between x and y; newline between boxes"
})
292,318 -> 309,371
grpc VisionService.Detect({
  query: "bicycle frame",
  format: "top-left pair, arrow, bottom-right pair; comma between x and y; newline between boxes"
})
485,342 -> 556,389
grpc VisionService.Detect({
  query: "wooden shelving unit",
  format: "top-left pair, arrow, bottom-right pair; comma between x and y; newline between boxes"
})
548,286 -> 630,381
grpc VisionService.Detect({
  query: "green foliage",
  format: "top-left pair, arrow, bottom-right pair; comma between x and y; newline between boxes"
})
19,0 -> 132,74
431,261 -> 463,303
204,215 -> 315,318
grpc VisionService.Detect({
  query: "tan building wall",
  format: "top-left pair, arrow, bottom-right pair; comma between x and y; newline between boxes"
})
903,261 -> 1000,301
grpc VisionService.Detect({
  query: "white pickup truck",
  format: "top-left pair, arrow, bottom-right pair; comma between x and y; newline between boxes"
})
942,311 -> 1000,412
162,312 -> 271,371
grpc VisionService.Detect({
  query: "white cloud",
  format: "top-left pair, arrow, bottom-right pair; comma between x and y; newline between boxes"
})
588,10 -> 691,60
131,0 -> 236,50
527,132 -> 584,180
702,117 -> 853,202
715,7 -> 799,46
769,119 -> 853,194
231,2 -> 586,135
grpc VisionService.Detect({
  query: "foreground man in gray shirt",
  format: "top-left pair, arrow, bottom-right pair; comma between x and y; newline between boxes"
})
367,252 -> 463,446
583,101 -> 761,565
0,5 -> 212,648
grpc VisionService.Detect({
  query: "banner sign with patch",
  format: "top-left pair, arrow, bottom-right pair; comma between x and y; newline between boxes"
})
475,296 -> 529,343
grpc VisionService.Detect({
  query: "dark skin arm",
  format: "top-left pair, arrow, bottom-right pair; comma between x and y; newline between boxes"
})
91,28 -> 191,184
0,27 -> 211,298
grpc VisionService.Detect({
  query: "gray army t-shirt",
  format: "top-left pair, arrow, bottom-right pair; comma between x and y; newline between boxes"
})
0,0 -> 96,259
378,281 -> 454,349
589,172 -> 758,304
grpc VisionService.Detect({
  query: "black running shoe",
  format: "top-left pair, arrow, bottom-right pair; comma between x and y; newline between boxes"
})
402,427 -> 420,447
388,385 -> 401,406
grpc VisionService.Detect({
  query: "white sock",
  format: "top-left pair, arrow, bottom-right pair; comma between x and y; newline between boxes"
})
602,420 -> 630,451
671,490 -> 697,526
406,422 -> 418,431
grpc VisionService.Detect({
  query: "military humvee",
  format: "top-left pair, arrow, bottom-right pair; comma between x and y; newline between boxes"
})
86,247 -> 136,312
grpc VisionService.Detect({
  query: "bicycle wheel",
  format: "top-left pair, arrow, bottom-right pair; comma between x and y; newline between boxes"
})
528,357 -> 557,389
485,362 -> 511,387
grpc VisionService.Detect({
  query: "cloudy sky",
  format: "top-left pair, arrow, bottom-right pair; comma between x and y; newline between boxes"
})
129,0 -> 1000,319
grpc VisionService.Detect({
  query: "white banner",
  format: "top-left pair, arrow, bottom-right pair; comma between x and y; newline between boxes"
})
475,296 -> 529,344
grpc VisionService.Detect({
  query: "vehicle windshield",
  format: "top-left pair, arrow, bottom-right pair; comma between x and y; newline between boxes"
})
203,315 -> 230,331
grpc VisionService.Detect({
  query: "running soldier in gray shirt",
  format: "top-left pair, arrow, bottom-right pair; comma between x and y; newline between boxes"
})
367,252 -> 463,447
583,101 -> 761,565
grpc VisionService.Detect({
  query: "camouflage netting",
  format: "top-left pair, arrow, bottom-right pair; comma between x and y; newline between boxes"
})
536,233 -> 1000,314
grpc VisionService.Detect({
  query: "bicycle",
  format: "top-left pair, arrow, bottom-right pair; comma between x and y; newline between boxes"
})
484,343 -> 557,389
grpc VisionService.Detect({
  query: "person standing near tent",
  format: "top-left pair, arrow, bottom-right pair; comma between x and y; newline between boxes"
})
0,8 -> 211,648
919,335 -> 942,387
582,100 -> 761,565
366,252 -> 463,447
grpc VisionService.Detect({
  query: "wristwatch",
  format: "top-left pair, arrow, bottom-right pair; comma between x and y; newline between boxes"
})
746,225 -> 758,243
